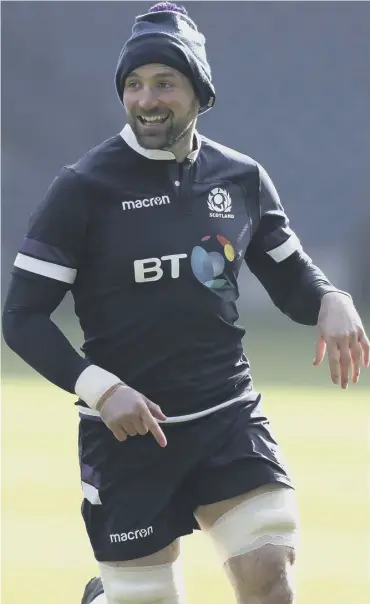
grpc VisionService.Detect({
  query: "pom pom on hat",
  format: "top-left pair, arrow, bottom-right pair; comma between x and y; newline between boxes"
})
148,2 -> 187,15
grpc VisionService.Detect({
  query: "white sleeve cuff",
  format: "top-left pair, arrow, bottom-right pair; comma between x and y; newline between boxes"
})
74,365 -> 122,409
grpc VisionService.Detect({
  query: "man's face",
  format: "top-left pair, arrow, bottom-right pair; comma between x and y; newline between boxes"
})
123,63 -> 199,150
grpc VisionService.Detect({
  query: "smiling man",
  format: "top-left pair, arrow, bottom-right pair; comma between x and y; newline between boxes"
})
2,3 -> 369,604
125,65 -> 199,155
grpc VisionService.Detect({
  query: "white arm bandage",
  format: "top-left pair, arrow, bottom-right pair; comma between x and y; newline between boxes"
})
74,365 -> 122,409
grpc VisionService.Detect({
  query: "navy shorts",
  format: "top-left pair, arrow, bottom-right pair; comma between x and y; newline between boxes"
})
79,395 -> 293,562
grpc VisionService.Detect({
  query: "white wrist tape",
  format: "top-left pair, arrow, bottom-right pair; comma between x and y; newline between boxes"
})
75,365 -> 122,409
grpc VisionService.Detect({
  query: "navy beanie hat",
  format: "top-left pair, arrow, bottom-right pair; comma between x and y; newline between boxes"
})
115,2 -> 216,114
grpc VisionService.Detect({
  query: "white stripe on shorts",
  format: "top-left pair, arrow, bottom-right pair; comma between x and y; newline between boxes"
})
82,481 -> 102,505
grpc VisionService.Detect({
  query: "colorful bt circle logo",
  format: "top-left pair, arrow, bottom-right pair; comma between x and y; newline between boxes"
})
191,235 -> 235,289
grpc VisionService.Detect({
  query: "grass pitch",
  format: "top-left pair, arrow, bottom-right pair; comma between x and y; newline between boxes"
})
1,379 -> 369,603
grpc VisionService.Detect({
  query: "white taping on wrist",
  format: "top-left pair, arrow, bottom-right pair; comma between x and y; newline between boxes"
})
75,365 -> 122,409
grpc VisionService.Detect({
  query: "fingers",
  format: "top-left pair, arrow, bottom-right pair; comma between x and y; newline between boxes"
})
326,340 -> 341,386
145,398 -> 167,421
323,332 -> 368,389
124,421 -> 142,437
110,405 -> 167,446
111,425 -> 128,442
130,416 -> 149,436
313,336 -> 326,366
140,408 -> 167,447
349,335 -> 362,384
359,331 -> 370,368
112,420 -> 148,441
99,387 -> 167,445
126,400 -> 167,443
338,340 -> 352,389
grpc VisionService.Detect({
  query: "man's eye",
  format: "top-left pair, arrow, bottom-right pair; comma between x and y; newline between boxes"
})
157,82 -> 173,89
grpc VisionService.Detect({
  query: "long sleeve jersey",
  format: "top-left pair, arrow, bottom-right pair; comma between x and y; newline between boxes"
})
2,125 -> 341,418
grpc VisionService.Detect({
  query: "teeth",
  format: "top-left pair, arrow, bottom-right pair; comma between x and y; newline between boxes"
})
140,116 -> 167,124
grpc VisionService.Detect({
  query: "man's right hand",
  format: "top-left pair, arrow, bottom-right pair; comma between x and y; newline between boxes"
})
97,384 -> 167,446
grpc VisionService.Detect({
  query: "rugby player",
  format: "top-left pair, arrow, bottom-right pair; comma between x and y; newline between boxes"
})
3,3 -> 369,603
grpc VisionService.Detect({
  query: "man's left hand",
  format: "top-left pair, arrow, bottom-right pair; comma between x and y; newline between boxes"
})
313,292 -> 370,388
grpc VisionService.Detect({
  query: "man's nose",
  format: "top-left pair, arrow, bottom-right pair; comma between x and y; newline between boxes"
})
138,89 -> 158,112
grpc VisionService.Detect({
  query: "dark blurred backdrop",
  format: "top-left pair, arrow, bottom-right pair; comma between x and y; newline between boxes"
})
1,1 -> 369,382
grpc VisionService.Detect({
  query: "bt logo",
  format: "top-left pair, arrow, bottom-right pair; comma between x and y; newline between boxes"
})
134,254 -> 187,282
133,235 -> 235,289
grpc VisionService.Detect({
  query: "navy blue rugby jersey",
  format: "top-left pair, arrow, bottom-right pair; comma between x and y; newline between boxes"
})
3,125 -> 340,417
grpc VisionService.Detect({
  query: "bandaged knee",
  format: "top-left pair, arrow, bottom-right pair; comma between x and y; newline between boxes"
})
98,559 -> 185,603
90,595 -> 107,604
206,487 -> 299,565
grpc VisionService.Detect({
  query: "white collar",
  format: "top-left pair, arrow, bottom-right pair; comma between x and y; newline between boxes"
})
120,124 -> 200,161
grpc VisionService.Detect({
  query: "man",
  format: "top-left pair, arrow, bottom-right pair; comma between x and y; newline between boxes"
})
2,3 -> 369,604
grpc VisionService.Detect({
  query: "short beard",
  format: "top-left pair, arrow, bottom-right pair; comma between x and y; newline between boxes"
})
127,98 -> 199,151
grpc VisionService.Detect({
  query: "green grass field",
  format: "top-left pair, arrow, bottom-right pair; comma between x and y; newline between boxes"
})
2,379 -> 370,604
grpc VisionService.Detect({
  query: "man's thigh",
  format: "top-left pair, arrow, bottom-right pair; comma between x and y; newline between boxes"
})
190,399 -> 298,601
195,483 -> 284,529
189,396 -> 293,508
78,417 -> 198,563
195,485 -> 298,604
103,540 -> 181,567
195,483 -> 298,560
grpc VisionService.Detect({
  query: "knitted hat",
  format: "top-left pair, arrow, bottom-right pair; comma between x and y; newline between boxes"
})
115,2 -> 216,114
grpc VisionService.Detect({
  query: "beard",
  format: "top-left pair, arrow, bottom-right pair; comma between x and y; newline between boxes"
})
126,99 -> 198,151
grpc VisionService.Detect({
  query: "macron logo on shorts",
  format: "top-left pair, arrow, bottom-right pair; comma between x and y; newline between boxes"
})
122,196 -> 170,211
109,526 -> 153,543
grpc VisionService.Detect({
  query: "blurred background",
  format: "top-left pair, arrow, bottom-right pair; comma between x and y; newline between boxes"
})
1,2 -> 369,604
2,1 -> 370,313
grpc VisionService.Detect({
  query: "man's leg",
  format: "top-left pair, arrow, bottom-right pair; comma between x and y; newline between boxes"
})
82,540 -> 184,603
77,413 -> 203,604
186,396 -> 299,603
195,485 -> 298,604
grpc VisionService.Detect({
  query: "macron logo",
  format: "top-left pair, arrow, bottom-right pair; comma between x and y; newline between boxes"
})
109,526 -> 153,543
122,196 -> 170,211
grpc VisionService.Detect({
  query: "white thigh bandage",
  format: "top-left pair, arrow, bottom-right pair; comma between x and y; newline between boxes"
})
206,487 -> 299,565
98,560 -> 185,603
91,595 -> 107,604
